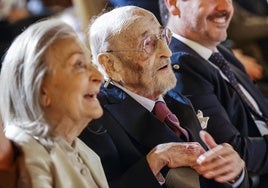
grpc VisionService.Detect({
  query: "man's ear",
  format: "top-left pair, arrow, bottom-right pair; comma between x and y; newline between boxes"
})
165,0 -> 180,16
98,53 -> 122,82
98,53 -> 114,75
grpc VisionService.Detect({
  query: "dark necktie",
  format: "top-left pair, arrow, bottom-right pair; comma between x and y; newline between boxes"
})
153,101 -> 189,141
209,52 -> 259,115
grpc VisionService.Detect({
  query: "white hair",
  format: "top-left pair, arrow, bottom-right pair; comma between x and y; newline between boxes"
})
88,6 -> 148,77
0,18 -> 77,138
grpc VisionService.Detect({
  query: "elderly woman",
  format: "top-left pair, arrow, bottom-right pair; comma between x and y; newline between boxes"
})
0,18 -> 108,188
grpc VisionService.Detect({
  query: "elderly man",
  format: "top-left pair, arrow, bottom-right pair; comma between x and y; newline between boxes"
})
80,6 -> 247,188
159,0 -> 268,187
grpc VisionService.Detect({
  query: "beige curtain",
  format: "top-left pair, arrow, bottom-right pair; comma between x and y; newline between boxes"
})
72,0 -> 108,46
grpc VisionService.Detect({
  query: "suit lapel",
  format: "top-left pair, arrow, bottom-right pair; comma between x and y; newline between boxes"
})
219,46 -> 268,117
102,87 -> 182,151
170,38 -> 213,81
165,94 -> 207,149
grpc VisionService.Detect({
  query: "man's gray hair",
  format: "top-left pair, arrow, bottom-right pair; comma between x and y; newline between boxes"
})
0,18 -> 76,138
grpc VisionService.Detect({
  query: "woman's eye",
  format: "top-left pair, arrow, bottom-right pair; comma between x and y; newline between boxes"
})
75,60 -> 87,68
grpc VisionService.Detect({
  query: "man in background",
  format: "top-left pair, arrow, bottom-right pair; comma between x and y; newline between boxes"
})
159,0 -> 268,187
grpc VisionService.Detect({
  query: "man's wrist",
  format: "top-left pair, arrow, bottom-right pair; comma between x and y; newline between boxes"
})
228,168 -> 245,188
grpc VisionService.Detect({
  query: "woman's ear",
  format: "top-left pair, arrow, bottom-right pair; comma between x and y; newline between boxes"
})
166,0 -> 180,16
40,86 -> 51,107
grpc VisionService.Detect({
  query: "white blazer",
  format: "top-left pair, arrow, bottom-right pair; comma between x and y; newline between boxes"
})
6,126 -> 109,188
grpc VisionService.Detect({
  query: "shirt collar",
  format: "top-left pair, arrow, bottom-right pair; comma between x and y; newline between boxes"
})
172,33 -> 215,60
112,82 -> 164,112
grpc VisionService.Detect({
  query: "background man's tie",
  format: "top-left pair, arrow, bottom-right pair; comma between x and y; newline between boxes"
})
153,101 -> 189,141
209,52 -> 261,116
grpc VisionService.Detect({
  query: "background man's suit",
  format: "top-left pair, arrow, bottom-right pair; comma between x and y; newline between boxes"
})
169,37 -> 268,187
80,84 -> 248,188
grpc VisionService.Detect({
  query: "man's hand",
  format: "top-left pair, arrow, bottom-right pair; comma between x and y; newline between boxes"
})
233,49 -> 263,80
146,142 -> 205,175
195,131 -> 245,183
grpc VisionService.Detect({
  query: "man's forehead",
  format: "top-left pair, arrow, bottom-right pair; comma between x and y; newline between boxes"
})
124,17 -> 161,35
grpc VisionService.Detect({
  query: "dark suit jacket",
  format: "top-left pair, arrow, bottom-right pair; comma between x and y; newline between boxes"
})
169,37 -> 268,176
80,84 -> 248,188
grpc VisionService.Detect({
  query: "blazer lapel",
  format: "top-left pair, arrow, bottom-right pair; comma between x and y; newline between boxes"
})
102,87 -> 183,151
170,38 -> 214,80
219,46 -> 268,117
165,93 -> 208,149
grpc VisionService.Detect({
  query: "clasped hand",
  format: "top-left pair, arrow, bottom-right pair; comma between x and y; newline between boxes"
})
146,131 -> 245,183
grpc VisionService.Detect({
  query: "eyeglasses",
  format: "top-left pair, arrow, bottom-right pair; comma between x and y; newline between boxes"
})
106,27 -> 172,55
